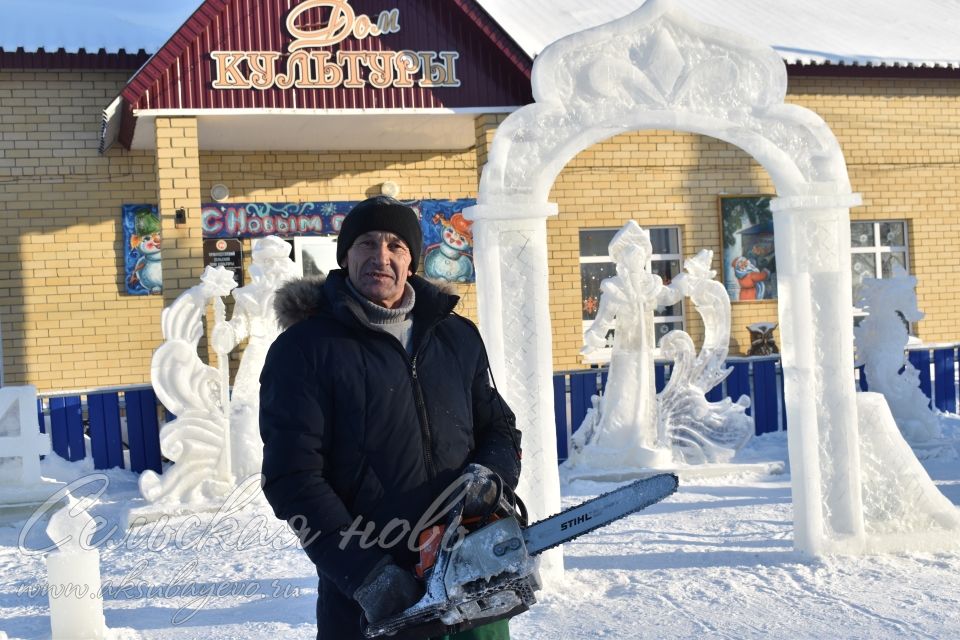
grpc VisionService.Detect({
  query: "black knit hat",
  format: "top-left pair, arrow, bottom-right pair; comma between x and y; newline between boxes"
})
336,196 -> 423,271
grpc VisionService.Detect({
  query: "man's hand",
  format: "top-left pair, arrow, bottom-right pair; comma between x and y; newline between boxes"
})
353,559 -> 424,624
462,463 -> 502,518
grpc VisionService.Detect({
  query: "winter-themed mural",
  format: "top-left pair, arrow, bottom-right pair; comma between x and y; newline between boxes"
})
719,196 -> 777,302
122,205 -> 162,295
421,198 -> 477,283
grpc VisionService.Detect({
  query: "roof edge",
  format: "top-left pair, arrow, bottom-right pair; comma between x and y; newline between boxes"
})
120,0 -> 229,104
787,61 -> 960,79
0,47 -> 150,70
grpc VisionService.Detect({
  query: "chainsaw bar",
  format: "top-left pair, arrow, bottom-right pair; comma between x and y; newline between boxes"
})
521,473 -> 678,556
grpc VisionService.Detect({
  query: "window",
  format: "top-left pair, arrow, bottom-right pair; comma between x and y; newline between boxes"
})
579,227 -> 684,362
850,220 -> 909,319
293,236 -> 340,278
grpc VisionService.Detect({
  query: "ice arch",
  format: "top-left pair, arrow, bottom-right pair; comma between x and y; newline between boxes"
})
466,0 -> 956,558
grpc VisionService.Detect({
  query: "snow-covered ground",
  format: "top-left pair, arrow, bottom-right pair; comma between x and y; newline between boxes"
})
2,431 -> 959,639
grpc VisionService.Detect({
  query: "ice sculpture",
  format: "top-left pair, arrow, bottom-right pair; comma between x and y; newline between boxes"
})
0,385 -> 64,522
854,266 -> 948,452
46,496 -> 106,639
658,250 -> 753,464
467,0 -> 957,558
569,237 -> 752,469
573,222 -> 680,468
136,265 -> 239,515
856,393 -> 960,551
211,236 -> 297,480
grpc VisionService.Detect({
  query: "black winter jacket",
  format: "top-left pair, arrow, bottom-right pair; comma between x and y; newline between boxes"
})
259,271 -> 521,639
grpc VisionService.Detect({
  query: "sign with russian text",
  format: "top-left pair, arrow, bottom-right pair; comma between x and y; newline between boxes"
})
211,0 -> 460,91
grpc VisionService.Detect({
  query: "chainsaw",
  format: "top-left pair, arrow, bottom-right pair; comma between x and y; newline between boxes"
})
363,472 -> 679,638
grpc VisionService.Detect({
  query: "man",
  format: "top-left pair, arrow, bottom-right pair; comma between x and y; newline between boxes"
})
259,196 -> 522,640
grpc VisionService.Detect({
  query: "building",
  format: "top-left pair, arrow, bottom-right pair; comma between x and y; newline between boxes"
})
2,0 -> 959,391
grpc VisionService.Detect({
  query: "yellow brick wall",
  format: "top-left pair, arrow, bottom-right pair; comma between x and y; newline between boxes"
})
0,71 -> 160,391
3,70 -> 960,390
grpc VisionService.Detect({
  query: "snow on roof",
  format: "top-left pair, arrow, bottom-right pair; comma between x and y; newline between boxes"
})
1,0 -> 959,69
474,0 -> 960,68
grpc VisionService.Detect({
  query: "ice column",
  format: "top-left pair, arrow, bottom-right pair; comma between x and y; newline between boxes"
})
46,497 -> 106,639
772,196 -> 864,554
466,205 -> 563,578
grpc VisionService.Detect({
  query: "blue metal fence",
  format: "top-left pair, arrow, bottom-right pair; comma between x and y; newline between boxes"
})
553,355 -> 785,463
30,344 -> 960,471
38,385 -> 166,474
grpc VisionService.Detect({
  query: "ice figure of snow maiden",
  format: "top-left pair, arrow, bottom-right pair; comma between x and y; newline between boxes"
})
211,236 -> 298,479
567,223 -> 752,471
854,265 -> 954,457
423,211 -> 475,282
571,221 -> 681,469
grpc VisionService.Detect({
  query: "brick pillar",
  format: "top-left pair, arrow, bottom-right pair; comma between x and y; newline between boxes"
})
155,117 -> 204,307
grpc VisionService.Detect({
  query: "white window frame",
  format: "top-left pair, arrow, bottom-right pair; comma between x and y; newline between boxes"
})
579,226 -> 685,364
851,219 -> 910,319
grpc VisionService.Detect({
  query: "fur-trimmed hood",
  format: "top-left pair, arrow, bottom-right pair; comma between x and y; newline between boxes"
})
273,271 -> 459,331
274,275 -> 328,330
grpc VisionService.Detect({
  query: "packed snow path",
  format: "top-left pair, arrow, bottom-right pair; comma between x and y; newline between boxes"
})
2,433 -> 959,639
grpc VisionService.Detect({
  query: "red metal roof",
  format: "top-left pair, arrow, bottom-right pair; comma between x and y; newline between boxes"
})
117,0 -> 533,126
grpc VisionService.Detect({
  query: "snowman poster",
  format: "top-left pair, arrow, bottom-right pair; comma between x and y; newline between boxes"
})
419,198 -> 476,283
122,204 -> 163,295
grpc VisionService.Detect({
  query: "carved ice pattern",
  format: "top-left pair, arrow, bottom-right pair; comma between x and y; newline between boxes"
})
138,265 -> 238,507
854,267 -> 942,446
658,250 -> 753,464
497,227 -> 554,515
857,393 -> 960,547
211,237 -> 297,481
569,227 -> 752,468
483,3 -> 841,201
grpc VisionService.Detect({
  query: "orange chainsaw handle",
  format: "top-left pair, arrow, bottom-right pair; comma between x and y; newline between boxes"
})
414,515 -> 495,578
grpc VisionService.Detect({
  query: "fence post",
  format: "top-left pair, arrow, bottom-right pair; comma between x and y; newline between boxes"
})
125,388 -> 163,474
934,346 -> 957,413
553,374 -> 568,462
49,395 -> 84,462
88,392 -> 125,470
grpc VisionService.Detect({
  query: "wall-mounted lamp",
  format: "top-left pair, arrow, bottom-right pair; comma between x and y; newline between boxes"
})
380,181 -> 400,198
174,207 -> 187,227
210,184 -> 230,202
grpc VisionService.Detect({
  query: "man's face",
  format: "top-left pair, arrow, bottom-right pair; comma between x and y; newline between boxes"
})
344,231 -> 413,309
